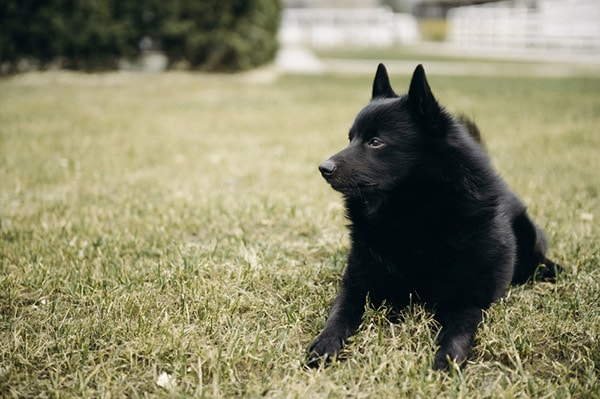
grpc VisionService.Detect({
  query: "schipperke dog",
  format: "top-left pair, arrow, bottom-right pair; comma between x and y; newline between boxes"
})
308,64 -> 561,370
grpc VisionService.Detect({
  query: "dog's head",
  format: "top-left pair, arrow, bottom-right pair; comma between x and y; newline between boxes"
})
319,64 -> 451,198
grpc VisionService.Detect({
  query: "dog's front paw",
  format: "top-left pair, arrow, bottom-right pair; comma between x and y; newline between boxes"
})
433,346 -> 468,371
306,333 -> 344,368
433,350 -> 451,371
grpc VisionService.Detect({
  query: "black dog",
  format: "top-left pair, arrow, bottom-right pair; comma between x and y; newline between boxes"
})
308,64 -> 561,370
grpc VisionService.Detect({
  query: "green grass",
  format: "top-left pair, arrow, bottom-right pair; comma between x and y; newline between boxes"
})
1,70 -> 599,398
418,18 -> 448,42
312,46 -> 542,64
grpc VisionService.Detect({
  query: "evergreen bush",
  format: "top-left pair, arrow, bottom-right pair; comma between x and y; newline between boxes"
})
0,0 -> 281,72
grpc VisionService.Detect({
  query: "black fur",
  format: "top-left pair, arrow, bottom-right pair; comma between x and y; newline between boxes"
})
308,64 -> 562,370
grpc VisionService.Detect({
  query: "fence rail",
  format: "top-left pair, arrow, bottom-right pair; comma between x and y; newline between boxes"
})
279,8 -> 419,47
448,1 -> 600,53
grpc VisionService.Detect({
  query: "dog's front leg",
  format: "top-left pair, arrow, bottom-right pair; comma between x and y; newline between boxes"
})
433,306 -> 483,370
307,280 -> 366,366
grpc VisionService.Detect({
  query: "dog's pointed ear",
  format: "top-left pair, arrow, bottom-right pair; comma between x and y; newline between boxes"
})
408,64 -> 440,117
372,63 -> 396,99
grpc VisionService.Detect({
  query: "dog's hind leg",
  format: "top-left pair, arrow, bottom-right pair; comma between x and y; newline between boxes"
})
433,306 -> 483,370
511,212 -> 562,284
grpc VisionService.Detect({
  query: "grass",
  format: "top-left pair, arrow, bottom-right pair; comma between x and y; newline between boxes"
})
1,69 -> 599,398
418,18 -> 448,42
311,45 -> 544,64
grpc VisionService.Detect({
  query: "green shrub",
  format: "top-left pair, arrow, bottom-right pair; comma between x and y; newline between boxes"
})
0,0 -> 282,72
0,0 -> 135,70
162,0 -> 282,71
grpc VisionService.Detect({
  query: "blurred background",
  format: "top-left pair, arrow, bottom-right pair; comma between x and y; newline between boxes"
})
1,0 -> 599,76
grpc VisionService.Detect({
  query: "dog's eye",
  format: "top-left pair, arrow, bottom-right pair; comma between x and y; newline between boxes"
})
367,137 -> 384,148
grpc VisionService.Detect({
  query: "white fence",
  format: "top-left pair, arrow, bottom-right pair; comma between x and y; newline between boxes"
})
279,8 -> 419,47
448,0 -> 600,53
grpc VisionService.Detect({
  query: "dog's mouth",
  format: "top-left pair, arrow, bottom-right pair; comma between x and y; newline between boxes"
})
323,176 -> 378,195
319,160 -> 380,195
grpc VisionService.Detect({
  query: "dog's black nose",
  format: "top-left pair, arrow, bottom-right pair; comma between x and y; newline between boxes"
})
319,159 -> 336,176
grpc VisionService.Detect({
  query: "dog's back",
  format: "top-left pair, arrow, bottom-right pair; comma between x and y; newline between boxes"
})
457,114 -> 484,146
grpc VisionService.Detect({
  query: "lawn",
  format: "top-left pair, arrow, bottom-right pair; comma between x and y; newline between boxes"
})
1,68 -> 599,398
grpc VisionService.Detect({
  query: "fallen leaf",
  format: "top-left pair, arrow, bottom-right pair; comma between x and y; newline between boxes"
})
156,371 -> 177,389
